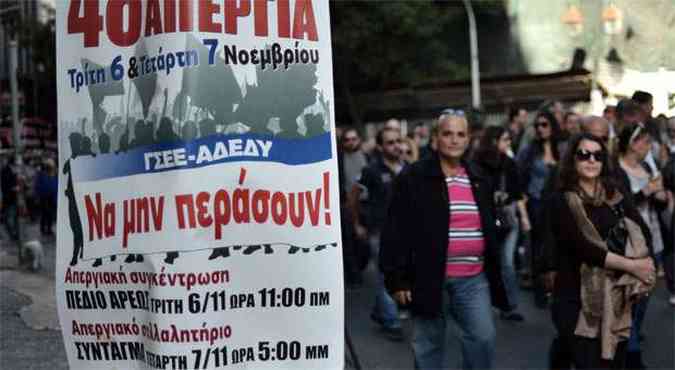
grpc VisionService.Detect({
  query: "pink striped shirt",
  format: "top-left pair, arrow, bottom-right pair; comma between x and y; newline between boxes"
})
445,167 -> 485,277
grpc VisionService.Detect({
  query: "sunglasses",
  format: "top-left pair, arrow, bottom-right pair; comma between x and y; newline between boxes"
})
440,108 -> 465,117
575,149 -> 606,162
534,121 -> 550,129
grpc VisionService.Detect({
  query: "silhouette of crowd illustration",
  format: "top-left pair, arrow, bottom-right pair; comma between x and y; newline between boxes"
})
62,36 -> 332,268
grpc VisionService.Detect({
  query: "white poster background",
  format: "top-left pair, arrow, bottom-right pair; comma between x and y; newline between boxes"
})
55,1 -> 343,369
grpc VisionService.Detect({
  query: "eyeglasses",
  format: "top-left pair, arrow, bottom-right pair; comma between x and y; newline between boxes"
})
534,121 -> 550,129
440,108 -> 465,117
575,149 -> 606,162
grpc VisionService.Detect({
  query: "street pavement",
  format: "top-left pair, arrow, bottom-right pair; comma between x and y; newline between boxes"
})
1,222 -> 673,369
0,222 -> 67,370
347,262 -> 674,370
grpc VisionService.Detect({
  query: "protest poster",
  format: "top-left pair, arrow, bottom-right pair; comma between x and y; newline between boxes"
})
55,1 -> 343,369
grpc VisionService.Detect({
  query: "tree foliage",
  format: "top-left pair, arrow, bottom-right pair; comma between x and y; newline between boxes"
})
330,0 -> 510,123
331,0 -> 469,91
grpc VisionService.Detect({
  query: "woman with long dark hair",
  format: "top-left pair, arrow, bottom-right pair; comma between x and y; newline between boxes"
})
475,126 -> 530,321
516,110 -> 563,307
550,133 -> 655,369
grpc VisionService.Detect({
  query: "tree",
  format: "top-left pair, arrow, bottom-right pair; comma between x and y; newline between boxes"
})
331,1 -> 465,124
12,7 -> 57,122
330,0 -> 512,124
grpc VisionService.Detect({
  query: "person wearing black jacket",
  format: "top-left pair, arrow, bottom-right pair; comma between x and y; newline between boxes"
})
381,112 -> 508,370
549,133 -> 655,369
516,110 -> 564,308
350,127 -> 406,341
475,126 -> 530,322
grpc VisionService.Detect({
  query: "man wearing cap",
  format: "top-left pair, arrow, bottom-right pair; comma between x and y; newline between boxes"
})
381,110 -> 508,370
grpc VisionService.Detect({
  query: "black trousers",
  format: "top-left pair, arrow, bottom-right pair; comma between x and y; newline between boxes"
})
340,205 -> 362,285
571,336 -> 626,370
665,248 -> 674,294
40,196 -> 56,234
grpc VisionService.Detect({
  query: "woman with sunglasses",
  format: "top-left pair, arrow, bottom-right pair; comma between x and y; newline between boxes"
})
475,126 -> 530,321
616,124 -> 668,368
515,110 -> 563,308
550,133 -> 655,369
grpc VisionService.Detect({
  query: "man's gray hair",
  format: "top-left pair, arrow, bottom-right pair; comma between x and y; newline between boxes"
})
582,115 -> 609,131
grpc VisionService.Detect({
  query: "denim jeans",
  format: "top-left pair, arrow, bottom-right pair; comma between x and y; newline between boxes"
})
412,273 -> 496,370
370,232 -> 401,329
627,252 -> 661,352
628,296 -> 648,353
500,204 -> 520,311
3,204 -> 19,241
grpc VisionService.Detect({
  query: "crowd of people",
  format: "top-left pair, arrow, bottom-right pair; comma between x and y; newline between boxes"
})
1,89 -> 673,369
1,155 -> 58,243
338,91 -> 674,370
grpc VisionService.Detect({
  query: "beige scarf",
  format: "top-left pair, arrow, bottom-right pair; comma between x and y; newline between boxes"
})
565,190 -> 654,360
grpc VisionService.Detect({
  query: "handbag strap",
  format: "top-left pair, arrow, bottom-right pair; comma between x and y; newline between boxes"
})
608,202 -> 635,249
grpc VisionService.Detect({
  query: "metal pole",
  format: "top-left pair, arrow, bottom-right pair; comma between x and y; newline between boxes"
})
10,40 -> 21,158
463,0 -> 481,110
10,38 -> 24,250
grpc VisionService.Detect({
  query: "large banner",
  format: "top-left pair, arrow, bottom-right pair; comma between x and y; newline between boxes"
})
55,1 -> 343,369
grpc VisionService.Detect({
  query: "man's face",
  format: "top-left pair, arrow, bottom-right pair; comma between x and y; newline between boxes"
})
667,119 -> 675,140
587,119 -> 610,145
436,117 -> 470,161
516,109 -> 528,126
415,125 -> 429,139
414,126 -> 429,147
379,130 -> 402,161
623,112 -> 642,126
603,107 -> 616,123
640,100 -> 653,119
565,114 -> 581,135
342,130 -> 360,152
384,119 -> 401,132
552,102 -> 565,124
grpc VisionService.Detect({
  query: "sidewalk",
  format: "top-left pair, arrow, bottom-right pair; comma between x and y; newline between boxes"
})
0,221 -> 68,370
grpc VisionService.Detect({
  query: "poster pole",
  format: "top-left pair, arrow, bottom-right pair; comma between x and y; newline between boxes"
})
345,325 -> 362,370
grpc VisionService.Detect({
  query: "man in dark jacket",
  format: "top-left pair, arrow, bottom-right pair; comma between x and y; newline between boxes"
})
381,112 -> 508,370
350,127 -> 406,341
